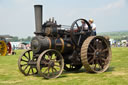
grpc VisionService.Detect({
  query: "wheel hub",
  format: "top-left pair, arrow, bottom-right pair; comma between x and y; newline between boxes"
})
96,52 -> 99,55
49,61 -> 54,67
95,50 -> 101,57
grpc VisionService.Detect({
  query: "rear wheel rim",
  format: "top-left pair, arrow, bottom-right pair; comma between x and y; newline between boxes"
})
81,36 -> 112,73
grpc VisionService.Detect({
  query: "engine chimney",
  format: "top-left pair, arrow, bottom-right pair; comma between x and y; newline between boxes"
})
34,5 -> 43,34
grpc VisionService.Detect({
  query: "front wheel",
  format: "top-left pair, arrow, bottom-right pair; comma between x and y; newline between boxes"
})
18,49 -> 38,76
37,49 -> 64,79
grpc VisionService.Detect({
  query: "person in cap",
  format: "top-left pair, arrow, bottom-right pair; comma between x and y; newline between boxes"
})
89,19 -> 96,35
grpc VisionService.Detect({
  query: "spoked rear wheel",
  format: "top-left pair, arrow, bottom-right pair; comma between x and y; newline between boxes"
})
37,49 -> 64,79
81,36 -> 112,73
18,50 -> 38,76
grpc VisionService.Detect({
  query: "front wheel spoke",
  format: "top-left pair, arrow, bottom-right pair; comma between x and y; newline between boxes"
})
41,60 -> 49,65
53,67 -> 58,72
43,68 -> 48,73
21,59 -> 28,62
47,67 -> 50,77
28,52 -> 31,60
54,64 -> 61,67
23,65 -> 29,71
31,68 -> 34,74
49,55 -> 52,60
21,64 -> 28,67
50,59 -> 56,62
23,54 -> 29,60
51,68 -> 54,76
51,54 -> 55,59
48,52 -> 53,59
56,60 -> 61,63
45,53 -> 50,60
47,55 -> 52,60
27,67 -> 31,75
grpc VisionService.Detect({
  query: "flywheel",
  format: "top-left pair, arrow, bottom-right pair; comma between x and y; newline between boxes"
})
81,36 -> 112,73
0,40 -> 7,56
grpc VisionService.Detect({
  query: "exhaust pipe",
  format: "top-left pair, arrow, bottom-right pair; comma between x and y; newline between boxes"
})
34,5 -> 43,34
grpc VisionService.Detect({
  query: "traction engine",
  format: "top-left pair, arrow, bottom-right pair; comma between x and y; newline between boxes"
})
18,5 -> 112,79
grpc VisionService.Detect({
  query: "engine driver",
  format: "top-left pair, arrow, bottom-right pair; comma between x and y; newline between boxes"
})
89,19 -> 96,35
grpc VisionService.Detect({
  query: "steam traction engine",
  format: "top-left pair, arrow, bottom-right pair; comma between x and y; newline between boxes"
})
18,5 -> 112,79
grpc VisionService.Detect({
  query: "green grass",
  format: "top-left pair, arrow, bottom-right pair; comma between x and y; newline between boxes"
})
0,48 -> 128,85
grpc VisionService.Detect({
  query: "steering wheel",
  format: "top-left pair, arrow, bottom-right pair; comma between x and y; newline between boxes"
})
70,18 -> 93,48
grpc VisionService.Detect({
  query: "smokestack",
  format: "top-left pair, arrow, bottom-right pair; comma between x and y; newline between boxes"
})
34,5 -> 43,34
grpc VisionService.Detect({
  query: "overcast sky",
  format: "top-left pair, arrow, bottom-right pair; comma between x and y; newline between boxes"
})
0,0 -> 128,38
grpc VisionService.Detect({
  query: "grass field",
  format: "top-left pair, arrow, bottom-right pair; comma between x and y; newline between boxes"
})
0,47 -> 128,85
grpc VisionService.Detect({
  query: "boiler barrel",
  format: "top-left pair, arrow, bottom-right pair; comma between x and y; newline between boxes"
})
31,36 -> 73,54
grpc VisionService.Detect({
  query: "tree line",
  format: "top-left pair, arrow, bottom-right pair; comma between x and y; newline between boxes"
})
8,36 -> 32,42
98,31 -> 128,41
